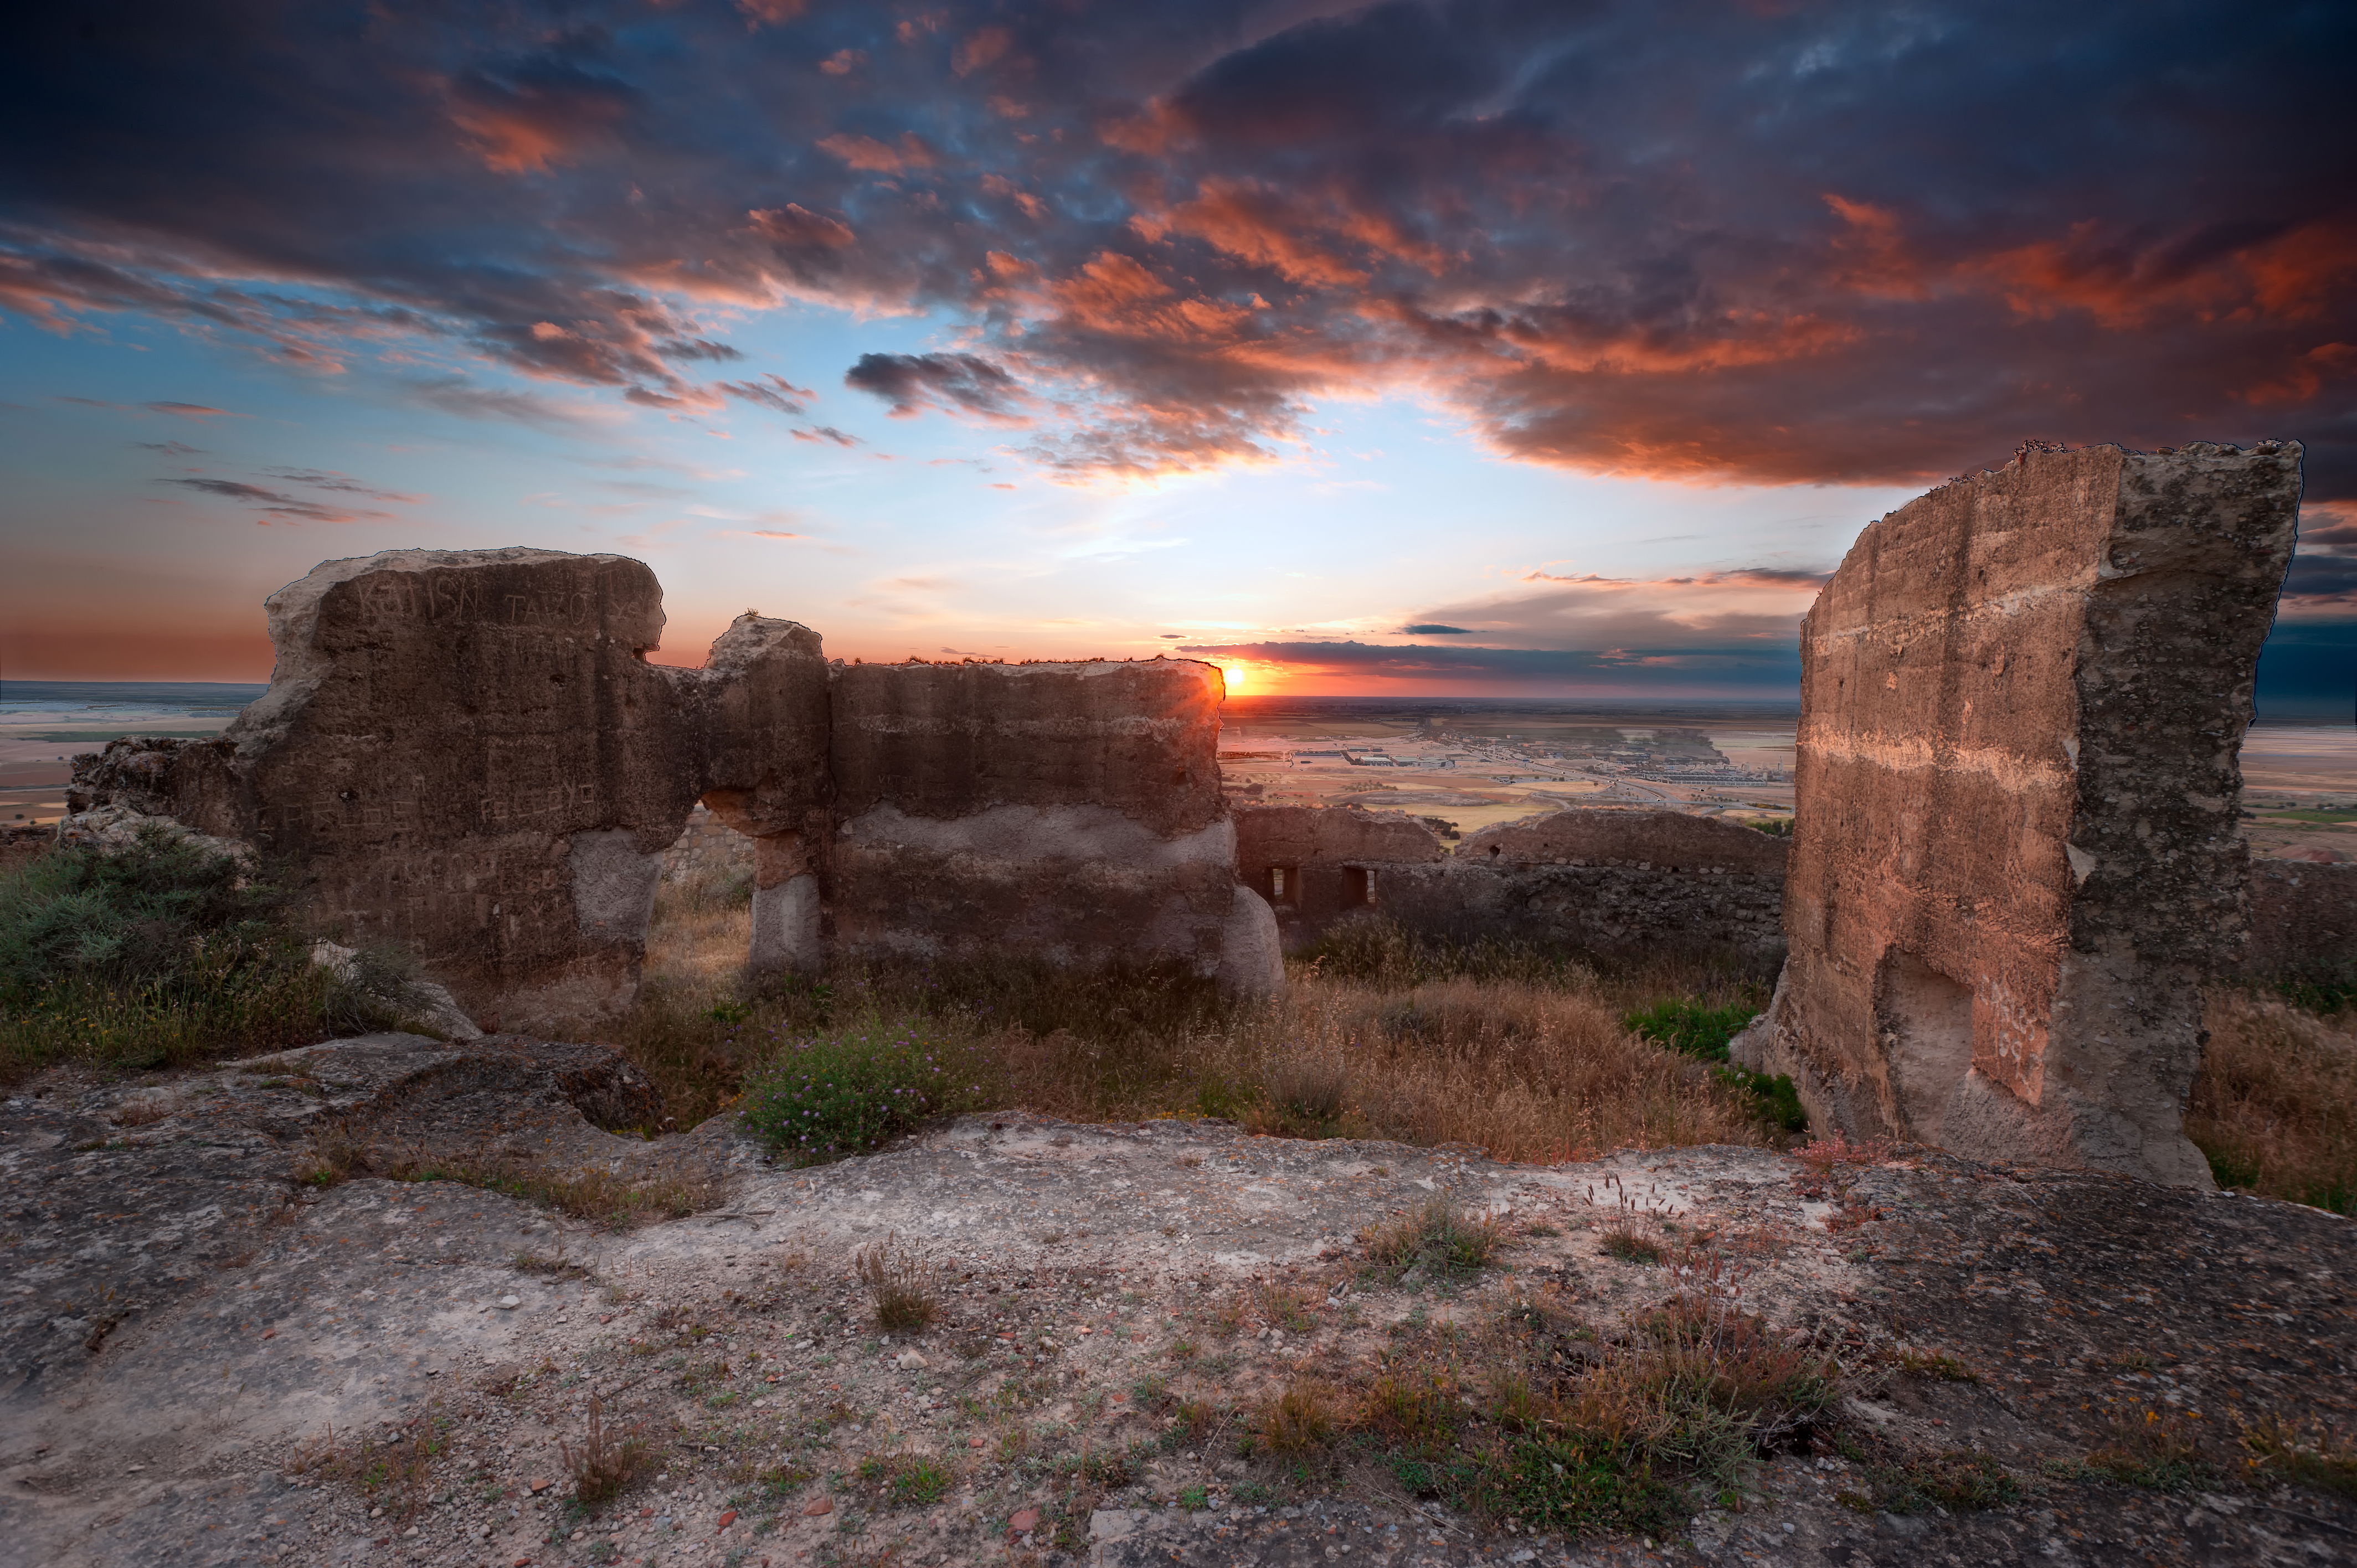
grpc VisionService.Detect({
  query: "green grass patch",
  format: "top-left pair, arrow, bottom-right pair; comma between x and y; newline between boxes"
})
856,1453 -> 955,1507
1362,1198 -> 1501,1281
1838,1449 -> 2021,1514
1621,997 -> 1761,1063
740,1016 -> 1001,1164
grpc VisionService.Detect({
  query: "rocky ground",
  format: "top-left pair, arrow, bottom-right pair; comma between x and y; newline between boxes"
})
2,1034 -> 2351,1568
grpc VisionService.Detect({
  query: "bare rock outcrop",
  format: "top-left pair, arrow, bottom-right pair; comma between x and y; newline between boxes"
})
1735,441 -> 2302,1187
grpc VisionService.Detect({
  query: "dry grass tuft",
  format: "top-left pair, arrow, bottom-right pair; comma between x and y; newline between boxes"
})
856,1233 -> 943,1333
110,1092 -> 179,1127
292,1402 -> 453,1521
2239,1414 -> 2357,1498
559,1394 -> 653,1507
2086,1401 -> 2204,1490
1362,1197 -> 1502,1280
1598,1224 -> 1668,1266
2188,989 -> 2357,1214
1255,1380 -> 1339,1454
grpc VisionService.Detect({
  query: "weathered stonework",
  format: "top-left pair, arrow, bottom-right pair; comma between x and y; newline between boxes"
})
64,553 -> 1278,1015
70,549 -> 830,1025
1234,804 -> 1788,964
828,660 -> 1283,994
1733,442 -> 2302,1187
1232,804 -> 1450,934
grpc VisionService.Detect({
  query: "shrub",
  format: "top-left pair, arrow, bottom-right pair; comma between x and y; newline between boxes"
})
0,832 -> 412,1080
740,1017 -> 998,1163
1621,998 -> 1762,1063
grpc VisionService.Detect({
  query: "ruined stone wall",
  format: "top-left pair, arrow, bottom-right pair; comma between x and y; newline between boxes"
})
2244,860 -> 2357,981
1232,804 -> 1449,934
64,558 -> 1278,1014
69,549 -> 829,1025
1733,442 -> 2302,1188
1234,804 -> 1787,964
828,660 -> 1282,992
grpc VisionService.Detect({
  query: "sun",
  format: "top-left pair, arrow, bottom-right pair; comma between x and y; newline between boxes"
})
1219,662 -> 1251,694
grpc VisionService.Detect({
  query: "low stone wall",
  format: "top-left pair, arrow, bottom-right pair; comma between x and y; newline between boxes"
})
1234,804 -> 1788,965
2245,860 -> 2357,979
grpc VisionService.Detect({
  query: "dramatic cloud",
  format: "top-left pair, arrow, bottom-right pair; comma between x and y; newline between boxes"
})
718,373 -> 814,416
159,476 -> 389,524
1399,623 -> 1471,635
845,352 -> 1030,421
262,467 -> 423,503
0,1 -> 2347,494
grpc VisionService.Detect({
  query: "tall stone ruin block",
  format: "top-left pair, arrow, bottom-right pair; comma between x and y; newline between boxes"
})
71,548 -> 830,1025
1735,442 -> 2302,1186
829,660 -> 1282,992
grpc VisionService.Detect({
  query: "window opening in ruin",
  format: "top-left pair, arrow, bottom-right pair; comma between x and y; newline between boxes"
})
1344,865 -> 1376,906
1874,950 -> 1974,1141
645,801 -> 759,988
1270,865 -> 1299,905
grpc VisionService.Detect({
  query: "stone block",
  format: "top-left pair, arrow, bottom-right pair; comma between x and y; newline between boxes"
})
828,660 -> 1268,987
69,549 -> 829,1025
1735,441 -> 2301,1186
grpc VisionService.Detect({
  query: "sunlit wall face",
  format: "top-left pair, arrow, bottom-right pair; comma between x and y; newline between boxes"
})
1,2 -> 2349,705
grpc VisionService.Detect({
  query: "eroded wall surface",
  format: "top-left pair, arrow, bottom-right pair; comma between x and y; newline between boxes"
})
1733,442 -> 2302,1187
70,549 -> 829,1025
65,552 -> 1277,1015
1234,804 -> 1788,963
828,660 -> 1281,993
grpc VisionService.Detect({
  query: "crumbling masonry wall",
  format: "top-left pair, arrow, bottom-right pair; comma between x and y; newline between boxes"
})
1731,441 -> 2302,1188
69,549 -> 829,1024
1234,805 -> 1787,965
830,661 -> 1282,992
66,548 -> 1274,1025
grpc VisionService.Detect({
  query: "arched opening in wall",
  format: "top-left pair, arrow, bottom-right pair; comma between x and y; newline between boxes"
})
1875,949 -> 1974,1140
644,801 -> 758,991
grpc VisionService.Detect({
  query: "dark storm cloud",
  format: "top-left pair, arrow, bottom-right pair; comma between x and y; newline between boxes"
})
2,2 -> 2349,491
845,352 -> 1030,421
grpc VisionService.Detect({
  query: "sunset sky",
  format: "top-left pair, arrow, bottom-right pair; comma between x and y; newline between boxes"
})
3,2 -> 2351,705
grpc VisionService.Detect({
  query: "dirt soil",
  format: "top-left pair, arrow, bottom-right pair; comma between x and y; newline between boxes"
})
1,1035 -> 2350,1568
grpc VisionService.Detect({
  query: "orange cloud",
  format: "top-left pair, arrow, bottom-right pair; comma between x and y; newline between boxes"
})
817,131 -> 938,174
